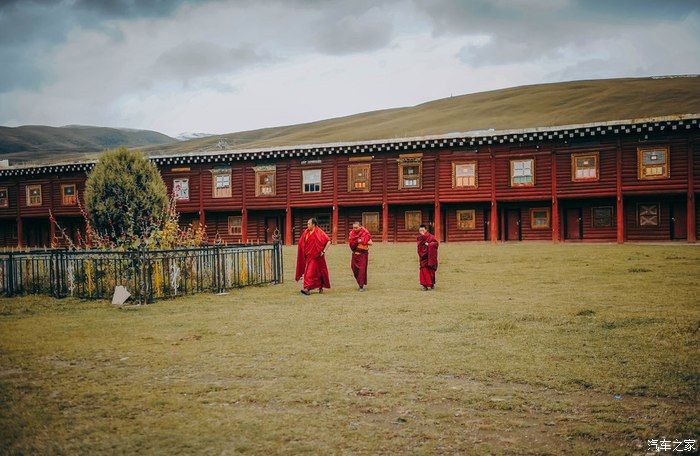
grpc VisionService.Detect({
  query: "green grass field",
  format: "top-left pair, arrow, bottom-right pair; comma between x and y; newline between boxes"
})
1,243 -> 698,454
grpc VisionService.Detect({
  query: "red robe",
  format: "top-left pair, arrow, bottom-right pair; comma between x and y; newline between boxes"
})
417,232 -> 439,287
295,227 -> 331,290
348,227 -> 371,287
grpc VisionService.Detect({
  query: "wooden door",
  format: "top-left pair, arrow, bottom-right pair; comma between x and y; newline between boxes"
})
671,202 -> 687,240
265,216 -> 280,243
565,208 -> 582,240
506,209 -> 521,241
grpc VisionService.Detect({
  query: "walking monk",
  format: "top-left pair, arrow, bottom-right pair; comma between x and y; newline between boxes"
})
348,221 -> 372,291
295,218 -> 331,295
416,224 -> 439,291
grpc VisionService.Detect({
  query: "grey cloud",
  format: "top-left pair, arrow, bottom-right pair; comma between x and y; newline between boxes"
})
313,13 -> 394,55
153,41 -> 271,83
416,0 -> 700,67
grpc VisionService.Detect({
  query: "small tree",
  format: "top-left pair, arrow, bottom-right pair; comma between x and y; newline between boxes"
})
85,148 -> 169,247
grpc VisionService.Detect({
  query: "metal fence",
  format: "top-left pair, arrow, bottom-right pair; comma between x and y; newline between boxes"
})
0,243 -> 283,303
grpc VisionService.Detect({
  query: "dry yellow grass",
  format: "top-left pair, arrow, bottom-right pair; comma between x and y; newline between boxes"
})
0,242 -> 698,454
142,76 -> 700,156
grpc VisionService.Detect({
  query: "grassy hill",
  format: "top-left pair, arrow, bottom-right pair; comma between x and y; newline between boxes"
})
0,125 -> 177,163
141,76 -> 700,156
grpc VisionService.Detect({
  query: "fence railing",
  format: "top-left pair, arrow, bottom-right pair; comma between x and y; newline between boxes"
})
0,243 -> 283,303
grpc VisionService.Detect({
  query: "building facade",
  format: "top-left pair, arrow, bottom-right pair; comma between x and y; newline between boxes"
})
0,115 -> 698,247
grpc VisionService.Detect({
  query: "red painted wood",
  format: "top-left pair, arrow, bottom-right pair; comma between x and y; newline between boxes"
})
285,164 -> 292,245
616,141 -> 625,243
489,150 -> 499,243
506,209 -> 520,241
688,140 -> 696,242
332,158 -> 338,244
382,157 -> 389,242
551,151 -> 560,242
16,216 -> 23,247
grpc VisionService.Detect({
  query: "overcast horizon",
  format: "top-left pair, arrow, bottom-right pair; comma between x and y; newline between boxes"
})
1,0 -> 699,138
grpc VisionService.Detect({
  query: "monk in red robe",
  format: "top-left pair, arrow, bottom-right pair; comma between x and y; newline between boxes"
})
348,221 -> 372,291
295,218 -> 331,295
417,224 -> 439,291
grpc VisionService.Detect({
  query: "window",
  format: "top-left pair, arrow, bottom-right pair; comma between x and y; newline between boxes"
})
61,184 -> 77,205
591,206 -> 614,228
173,179 -> 189,200
456,209 -> 476,230
348,164 -> 371,192
571,152 -> 599,182
314,213 -> 331,233
453,162 -> 477,188
510,158 -> 534,187
254,165 -> 276,196
0,187 -> 8,208
212,170 -> 231,198
362,212 -> 379,233
398,154 -> 422,189
530,208 -> 550,229
638,203 -> 659,227
405,211 -> 422,231
303,169 -> 321,193
638,147 -> 669,180
228,215 -> 242,235
26,184 -> 42,206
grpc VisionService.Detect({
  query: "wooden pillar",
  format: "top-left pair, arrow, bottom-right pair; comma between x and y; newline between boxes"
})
198,171 -> 205,227
616,140 -> 625,243
49,179 -> 56,247
241,166 -> 248,243
433,156 -> 441,241
16,216 -> 23,248
490,149 -> 499,243
688,139 -> 696,242
382,157 -> 389,243
285,164 -> 293,245
332,157 -> 338,244
551,151 -> 560,242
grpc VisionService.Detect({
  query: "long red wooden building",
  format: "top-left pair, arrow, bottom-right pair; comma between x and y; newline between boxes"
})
0,114 -> 698,247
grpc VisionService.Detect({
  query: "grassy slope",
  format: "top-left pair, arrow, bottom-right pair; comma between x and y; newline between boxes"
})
0,125 -> 177,163
142,76 -> 700,156
0,243 -> 698,454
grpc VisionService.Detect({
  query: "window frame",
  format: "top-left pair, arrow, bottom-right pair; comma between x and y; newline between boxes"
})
529,207 -> 551,230
637,146 -> 670,180
254,166 -> 276,197
26,184 -> 42,207
456,209 -> 477,230
510,158 -> 535,187
61,183 -> 77,206
302,169 -> 322,193
571,152 -> 600,182
591,206 -> 614,228
361,211 -> 380,233
452,161 -> 478,189
398,154 -> 423,190
348,163 -> 371,192
228,215 -> 243,235
0,187 -> 8,208
212,170 -> 232,198
637,203 -> 660,228
404,210 -> 422,231
173,178 -> 190,201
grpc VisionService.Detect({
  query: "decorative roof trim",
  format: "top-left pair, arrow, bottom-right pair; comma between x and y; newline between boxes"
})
1,113 -> 698,177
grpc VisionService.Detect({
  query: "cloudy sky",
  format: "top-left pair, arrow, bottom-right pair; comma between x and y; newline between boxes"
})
0,0 -> 698,137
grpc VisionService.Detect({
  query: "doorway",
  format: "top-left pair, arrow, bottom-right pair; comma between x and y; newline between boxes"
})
505,209 -> 521,241
565,208 -> 583,240
265,216 -> 281,243
670,202 -> 687,240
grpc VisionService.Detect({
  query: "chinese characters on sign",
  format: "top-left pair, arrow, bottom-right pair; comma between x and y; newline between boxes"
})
647,439 -> 697,452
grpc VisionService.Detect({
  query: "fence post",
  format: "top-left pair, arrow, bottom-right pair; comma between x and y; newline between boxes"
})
6,252 -> 14,297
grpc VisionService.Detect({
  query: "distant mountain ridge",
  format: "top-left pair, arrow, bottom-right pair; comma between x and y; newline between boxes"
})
139,76 -> 700,157
0,125 -> 177,163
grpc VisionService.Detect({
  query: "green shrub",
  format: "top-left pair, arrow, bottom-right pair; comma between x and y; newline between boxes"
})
85,148 -> 168,246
